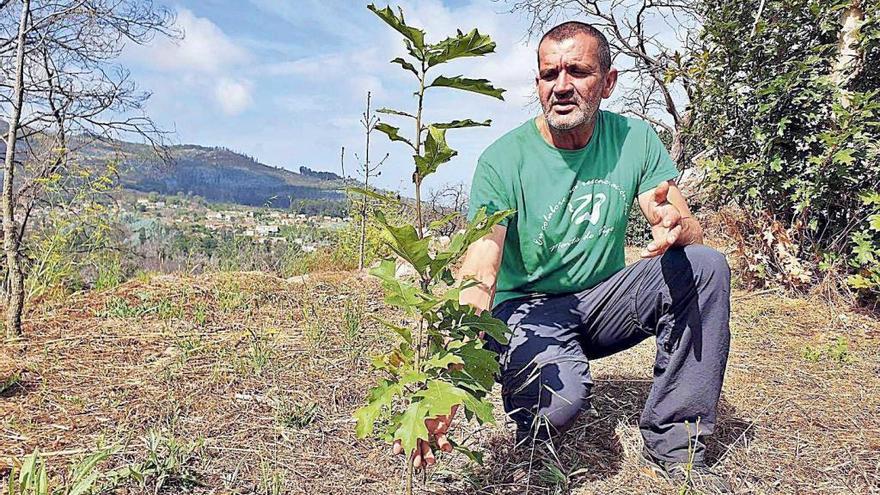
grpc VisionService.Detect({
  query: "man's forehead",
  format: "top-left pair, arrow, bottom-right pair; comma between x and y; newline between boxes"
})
538,35 -> 600,66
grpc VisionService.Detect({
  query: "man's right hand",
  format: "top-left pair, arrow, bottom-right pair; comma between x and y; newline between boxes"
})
392,405 -> 458,469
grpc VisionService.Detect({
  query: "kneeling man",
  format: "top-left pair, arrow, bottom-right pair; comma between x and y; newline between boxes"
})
410,21 -> 733,493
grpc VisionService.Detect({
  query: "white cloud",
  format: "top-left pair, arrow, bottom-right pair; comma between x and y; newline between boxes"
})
133,8 -> 250,74
214,78 -> 254,115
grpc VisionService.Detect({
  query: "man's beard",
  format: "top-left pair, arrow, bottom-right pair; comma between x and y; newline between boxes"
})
542,90 -> 600,131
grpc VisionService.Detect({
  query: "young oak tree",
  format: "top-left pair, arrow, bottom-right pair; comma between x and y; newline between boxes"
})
353,4 -> 513,493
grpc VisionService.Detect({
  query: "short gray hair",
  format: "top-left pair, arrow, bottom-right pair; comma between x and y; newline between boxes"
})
538,21 -> 611,73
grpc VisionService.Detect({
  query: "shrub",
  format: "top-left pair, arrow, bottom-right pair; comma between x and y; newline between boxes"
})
691,0 -> 880,304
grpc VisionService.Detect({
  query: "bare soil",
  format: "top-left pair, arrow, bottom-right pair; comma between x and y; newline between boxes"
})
1,264 -> 878,494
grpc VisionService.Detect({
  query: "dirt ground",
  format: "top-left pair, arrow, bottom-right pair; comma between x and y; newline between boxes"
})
1,265 -> 879,494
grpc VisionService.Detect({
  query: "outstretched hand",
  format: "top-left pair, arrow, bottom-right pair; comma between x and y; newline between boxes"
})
392,405 -> 458,469
640,181 -> 683,258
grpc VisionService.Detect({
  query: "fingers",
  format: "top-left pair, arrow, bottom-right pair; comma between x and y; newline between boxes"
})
640,225 -> 683,258
653,180 -> 670,204
421,439 -> 436,466
666,224 -> 682,246
656,203 -> 681,228
394,408 -> 461,469
436,432 -> 453,453
393,438 -> 441,470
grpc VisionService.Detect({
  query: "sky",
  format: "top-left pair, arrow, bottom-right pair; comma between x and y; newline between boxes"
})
121,0 -> 685,196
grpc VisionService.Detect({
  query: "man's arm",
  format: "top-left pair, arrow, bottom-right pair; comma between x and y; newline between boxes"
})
458,224 -> 507,313
637,180 -> 703,258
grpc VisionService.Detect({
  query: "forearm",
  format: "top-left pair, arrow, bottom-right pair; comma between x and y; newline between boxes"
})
456,226 -> 505,315
457,263 -> 497,315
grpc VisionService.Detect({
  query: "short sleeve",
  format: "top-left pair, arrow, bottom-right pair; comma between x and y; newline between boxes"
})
467,157 -> 512,226
637,124 -> 680,196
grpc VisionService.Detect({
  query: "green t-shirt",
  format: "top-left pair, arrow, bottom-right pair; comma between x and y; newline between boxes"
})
467,110 -> 679,308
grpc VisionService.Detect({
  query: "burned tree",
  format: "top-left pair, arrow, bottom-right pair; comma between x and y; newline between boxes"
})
0,0 -> 177,339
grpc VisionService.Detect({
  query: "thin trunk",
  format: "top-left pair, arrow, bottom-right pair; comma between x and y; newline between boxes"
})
340,146 -> 345,181
359,92 -> 372,271
833,2 -> 865,107
3,0 -> 29,340
670,112 -> 691,169
413,63 -> 426,239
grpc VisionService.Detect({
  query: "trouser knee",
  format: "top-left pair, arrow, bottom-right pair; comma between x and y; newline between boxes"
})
502,360 -> 591,436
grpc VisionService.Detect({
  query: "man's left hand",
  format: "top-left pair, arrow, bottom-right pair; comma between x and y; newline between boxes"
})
640,181 -> 682,258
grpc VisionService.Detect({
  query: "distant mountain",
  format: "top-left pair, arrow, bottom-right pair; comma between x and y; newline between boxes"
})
84,139 -> 346,209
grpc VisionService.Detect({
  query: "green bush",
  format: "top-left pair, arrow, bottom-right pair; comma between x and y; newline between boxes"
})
691,0 -> 880,302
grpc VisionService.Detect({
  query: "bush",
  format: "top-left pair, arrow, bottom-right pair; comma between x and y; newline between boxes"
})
691,0 -> 880,303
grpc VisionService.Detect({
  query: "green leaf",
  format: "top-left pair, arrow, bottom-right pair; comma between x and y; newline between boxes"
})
415,125 -> 458,179
427,28 -> 496,67
428,211 -> 459,231
346,186 -> 401,205
369,259 -> 425,312
450,339 -> 501,393
431,118 -> 492,129
367,4 -> 425,50
869,214 -> 880,231
375,211 -> 432,275
377,106 -> 416,119
414,379 -> 468,417
394,402 -> 429,455
460,391 -> 495,424
448,437 -> 484,465
19,450 -> 42,490
372,316 -> 412,345
428,207 -> 514,279
354,379 -> 402,438
69,471 -> 100,495
423,352 -> 464,371
375,123 -> 415,149
428,75 -> 505,100
833,148 -> 856,165
458,310 -> 510,344
389,57 -> 418,77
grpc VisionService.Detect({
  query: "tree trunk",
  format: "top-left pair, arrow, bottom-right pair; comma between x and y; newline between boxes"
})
670,112 -> 692,170
833,2 -> 865,106
3,0 -> 30,340
359,92 -> 372,271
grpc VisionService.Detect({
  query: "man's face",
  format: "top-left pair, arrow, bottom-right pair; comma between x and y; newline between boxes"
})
536,34 -> 617,131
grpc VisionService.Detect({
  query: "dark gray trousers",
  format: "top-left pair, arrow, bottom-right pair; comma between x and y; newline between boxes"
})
487,244 -> 731,463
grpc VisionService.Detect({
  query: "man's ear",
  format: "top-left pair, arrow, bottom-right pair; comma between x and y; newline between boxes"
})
601,67 -> 618,99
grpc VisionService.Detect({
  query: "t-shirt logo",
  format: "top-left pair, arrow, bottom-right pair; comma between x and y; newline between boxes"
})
568,192 -> 606,225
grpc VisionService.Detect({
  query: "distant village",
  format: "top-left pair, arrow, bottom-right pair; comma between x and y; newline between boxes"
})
120,194 -> 350,253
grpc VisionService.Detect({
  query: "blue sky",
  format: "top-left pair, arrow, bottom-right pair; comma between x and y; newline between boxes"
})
120,0 -> 544,195
122,0 -> 681,196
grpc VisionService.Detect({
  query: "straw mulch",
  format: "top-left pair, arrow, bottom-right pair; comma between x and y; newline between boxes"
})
1,267 -> 878,494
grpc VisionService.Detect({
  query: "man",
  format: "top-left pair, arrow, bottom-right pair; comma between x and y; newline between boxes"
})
397,21 -> 732,493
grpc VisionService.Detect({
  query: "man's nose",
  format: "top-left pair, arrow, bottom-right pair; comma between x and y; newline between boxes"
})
553,70 -> 574,94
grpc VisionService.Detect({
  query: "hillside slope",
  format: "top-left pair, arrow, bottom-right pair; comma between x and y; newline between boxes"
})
0,126 -> 347,208
94,140 -> 345,208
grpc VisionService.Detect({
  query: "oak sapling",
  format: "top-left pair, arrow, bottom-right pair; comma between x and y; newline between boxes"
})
352,3 -> 514,492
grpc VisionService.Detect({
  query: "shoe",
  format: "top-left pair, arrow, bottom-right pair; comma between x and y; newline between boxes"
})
640,447 -> 733,494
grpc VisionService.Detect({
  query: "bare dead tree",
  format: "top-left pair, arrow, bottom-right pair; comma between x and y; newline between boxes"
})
354,91 -> 388,270
506,0 -> 700,168
0,0 -> 178,339
426,182 -> 469,237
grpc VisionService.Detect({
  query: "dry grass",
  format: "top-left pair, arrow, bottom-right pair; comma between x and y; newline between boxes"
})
1,264 -> 879,494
